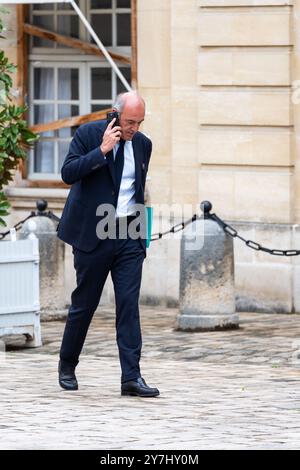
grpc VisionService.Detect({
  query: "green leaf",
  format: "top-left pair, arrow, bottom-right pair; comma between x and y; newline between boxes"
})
15,105 -> 27,115
6,64 -> 16,73
0,209 -> 9,216
0,217 -> 7,227
10,124 -> 18,135
1,74 -> 12,86
20,129 -> 39,139
0,200 -> 10,210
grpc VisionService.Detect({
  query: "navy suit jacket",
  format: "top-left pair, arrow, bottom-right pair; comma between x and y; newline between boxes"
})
57,120 -> 152,253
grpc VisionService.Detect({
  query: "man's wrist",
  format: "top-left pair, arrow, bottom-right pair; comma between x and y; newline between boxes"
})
100,144 -> 107,157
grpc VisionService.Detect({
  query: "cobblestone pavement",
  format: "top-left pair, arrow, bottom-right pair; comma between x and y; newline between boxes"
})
1,306 -> 300,450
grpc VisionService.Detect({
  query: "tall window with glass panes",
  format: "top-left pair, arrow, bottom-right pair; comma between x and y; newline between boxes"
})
29,0 -> 131,179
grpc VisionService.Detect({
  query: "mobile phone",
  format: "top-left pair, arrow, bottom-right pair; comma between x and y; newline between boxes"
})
107,111 -> 120,127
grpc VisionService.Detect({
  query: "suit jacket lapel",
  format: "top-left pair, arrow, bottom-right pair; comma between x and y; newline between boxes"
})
106,149 -> 116,188
132,134 -> 142,194
97,125 -> 116,188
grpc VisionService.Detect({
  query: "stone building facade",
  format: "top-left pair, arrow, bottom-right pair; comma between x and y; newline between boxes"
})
1,0 -> 300,312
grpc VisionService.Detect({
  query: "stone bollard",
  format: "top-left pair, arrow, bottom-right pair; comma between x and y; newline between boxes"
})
177,201 -> 239,331
19,200 -> 66,319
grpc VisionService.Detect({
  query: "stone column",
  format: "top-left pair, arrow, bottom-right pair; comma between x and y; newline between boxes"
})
177,201 -> 239,331
19,201 -> 66,319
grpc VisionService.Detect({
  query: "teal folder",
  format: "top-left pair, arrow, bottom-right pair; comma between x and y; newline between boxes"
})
145,206 -> 153,248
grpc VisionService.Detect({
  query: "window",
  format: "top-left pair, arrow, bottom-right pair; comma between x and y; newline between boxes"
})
30,1 -> 80,50
89,0 -> 131,48
29,62 -> 82,177
28,0 -> 132,180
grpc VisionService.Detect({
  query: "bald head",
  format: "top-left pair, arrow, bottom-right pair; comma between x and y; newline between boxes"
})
113,91 -> 146,141
113,91 -> 145,113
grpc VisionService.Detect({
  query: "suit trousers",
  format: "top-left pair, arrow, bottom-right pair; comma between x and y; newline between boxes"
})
59,221 -> 145,383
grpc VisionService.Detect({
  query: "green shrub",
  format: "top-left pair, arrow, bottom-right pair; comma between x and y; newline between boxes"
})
0,9 -> 39,227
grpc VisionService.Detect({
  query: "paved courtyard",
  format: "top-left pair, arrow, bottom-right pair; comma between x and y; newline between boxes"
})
1,306 -> 300,450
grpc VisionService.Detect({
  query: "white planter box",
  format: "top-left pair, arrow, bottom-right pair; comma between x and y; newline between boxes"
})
0,238 -> 41,347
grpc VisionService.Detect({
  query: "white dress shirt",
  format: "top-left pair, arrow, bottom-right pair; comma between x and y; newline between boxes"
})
113,140 -> 136,217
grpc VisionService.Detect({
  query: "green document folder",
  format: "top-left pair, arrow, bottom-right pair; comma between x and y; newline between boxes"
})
145,206 -> 153,248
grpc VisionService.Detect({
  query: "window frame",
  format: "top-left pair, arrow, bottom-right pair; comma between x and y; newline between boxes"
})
27,57 -> 130,180
29,0 -> 85,54
16,0 -> 137,187
29,0 -> 131,55
28,60 -> 85,180
87,0 -> 131,51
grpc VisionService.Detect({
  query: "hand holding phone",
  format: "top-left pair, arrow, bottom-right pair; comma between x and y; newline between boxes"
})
100,113 -> 122,155
107,111 -> 120,127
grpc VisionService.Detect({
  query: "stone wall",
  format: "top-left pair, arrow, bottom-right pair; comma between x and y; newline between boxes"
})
134,0 -> 300,312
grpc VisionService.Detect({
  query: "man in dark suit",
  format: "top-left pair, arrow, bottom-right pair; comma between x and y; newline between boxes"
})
57,91 -> 159,397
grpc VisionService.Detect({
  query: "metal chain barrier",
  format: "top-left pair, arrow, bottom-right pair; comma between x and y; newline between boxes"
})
150,201 -> 300,256
209,212 -> 300,257
0,212 -> 34,241
200,200 -> 300,257
150,214 -> 198,241
0,200 -> 60,241
2,199 -> 300,256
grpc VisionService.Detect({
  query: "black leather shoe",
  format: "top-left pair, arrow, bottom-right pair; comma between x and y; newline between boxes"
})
121,377 -> 159,397
58,360 -> 78,391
